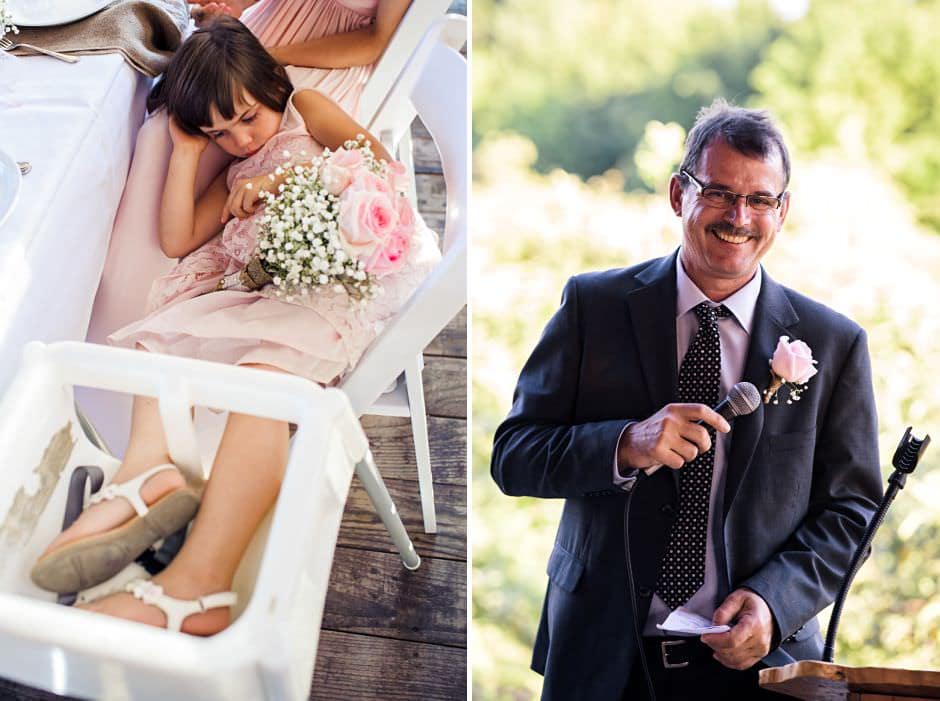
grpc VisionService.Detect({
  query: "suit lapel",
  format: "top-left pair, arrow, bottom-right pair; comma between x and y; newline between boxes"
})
722,270 -> 798,520
627,253 -> 681,493
627,253 -> 679,418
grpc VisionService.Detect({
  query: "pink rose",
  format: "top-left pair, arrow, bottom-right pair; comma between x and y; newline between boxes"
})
365,229 -> 410,276
338,190 -> 399,259
320,149 -> 366,195
363,195 -> 415,275
328,147 -> 364,170
387,161 -> 410,193
771,336 -> 818,384
321,163 -> 353,195
393,192 -> 415,237
345,170 -> 394,197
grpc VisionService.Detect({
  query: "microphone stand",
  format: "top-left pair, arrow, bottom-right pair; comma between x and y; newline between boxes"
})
822,427 -> 931,663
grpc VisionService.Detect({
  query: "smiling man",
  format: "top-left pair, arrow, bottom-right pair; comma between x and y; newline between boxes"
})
491,100 -> 882,700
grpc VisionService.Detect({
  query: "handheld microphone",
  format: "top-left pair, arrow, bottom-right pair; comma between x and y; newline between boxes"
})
644,381 -> 761,475
696,381 -> 762,427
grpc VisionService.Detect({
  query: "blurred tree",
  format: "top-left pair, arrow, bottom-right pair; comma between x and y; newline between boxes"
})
752,0 -> 940,230
634,120 -> 686,191
473,0 -> 784,188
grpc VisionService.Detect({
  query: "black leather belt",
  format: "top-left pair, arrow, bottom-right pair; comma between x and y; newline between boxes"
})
642,637 -> 716,670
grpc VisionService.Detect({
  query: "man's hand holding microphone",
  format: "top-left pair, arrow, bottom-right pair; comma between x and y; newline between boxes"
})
617,381 -> 761,475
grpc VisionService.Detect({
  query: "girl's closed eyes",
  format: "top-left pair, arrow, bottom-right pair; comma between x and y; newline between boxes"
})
201,97 -> 283,159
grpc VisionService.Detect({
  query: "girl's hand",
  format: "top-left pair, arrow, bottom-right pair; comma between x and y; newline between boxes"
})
222,173 -> 277,223
190,2 -> 233,27
190,0 -> 256,24
168,116 -> 209,155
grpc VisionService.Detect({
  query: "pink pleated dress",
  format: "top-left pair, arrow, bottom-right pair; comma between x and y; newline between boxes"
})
87,0 -> 382,345
244,0 -> 379,116
108,92 -> 441,384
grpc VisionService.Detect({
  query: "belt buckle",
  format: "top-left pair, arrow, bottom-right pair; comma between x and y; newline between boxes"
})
661,639 -> 689,669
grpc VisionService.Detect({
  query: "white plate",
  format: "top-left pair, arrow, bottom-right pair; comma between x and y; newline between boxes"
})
0,150 -> 22,230
7,0 -> 114,27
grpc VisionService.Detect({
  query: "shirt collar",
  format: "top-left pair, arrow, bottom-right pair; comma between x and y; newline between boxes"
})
675,251 -> 762,334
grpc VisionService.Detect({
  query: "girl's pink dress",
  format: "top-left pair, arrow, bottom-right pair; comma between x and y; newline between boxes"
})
86,0 -> 382,346
108,94 -> 440,384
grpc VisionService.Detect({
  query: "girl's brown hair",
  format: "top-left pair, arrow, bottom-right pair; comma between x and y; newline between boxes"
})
148,15 -> 293,134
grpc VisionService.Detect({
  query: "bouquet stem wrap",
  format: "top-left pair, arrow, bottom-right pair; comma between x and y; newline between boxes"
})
217,256 -> 274,292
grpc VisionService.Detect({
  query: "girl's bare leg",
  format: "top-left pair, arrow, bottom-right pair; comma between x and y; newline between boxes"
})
80,364 -> 290,635
39,394 -> 185,558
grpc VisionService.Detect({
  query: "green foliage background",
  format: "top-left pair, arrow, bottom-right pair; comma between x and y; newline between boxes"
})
472,1 -> 940,698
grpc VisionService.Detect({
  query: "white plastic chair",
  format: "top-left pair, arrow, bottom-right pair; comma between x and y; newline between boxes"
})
0,341 -> 418,700
356,0 -> 454,125
339,15 -> 468,534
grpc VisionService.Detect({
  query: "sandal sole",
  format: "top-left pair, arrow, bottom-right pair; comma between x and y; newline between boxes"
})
31,489 -> 200,594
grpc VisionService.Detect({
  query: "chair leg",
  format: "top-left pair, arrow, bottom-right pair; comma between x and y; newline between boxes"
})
355,451 -> 421,570
404,353 -> 436,533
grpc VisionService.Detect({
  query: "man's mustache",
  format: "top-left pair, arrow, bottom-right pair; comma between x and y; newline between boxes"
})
707,222 -> 756,239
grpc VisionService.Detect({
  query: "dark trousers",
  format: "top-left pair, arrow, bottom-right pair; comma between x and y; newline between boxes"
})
623,637 -> 790,701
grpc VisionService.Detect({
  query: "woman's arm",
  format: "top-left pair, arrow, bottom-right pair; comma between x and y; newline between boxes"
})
292,89 -> 393,162
160,118 -> 231,259
267,0 -> 411,68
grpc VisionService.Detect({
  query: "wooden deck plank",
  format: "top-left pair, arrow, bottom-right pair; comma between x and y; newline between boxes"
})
322,547 -> 466,646
425,307 -> 467,358
424,356 -> 467,419
360,415 -> 466,485
338,478 -> 466,560
377,355 -> 463,420
413,137 -> 443,174
416,173 -> 447,215
421,210 -> 446,238
310,631 -> 466,701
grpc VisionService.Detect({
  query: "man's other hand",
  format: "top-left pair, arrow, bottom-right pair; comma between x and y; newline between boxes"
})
701,589 -> 774,670
617,403 -> 730,471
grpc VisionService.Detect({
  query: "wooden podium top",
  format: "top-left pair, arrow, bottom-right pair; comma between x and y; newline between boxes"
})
760,661 -> 940,700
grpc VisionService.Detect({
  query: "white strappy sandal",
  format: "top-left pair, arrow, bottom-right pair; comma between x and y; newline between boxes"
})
32,464 -> 201,594
124,579 -> 237,633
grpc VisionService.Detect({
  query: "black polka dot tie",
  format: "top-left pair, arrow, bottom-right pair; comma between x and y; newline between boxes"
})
656,302 -> 729,610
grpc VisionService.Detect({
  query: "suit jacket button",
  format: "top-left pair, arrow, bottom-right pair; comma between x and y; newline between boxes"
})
661,503 -> 676,516
638,586 -> 652,598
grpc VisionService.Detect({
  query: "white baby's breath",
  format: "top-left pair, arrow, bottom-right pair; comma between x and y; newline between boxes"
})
254,136 -> 383,301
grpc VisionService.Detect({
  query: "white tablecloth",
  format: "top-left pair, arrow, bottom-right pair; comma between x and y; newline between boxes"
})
0,53 -> 147,397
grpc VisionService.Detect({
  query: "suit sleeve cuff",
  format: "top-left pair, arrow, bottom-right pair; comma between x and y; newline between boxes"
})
613,421 -> 640,489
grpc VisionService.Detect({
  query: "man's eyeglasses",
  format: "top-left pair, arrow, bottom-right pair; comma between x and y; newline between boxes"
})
680,169 -> 786,214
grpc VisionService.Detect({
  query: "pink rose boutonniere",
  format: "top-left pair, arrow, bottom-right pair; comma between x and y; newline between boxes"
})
764,336 -> 818,405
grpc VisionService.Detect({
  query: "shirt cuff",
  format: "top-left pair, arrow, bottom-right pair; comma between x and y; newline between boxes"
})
613,421 -> 639,489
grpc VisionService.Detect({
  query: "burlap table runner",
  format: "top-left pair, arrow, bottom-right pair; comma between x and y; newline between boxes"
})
10,0 -> 190,76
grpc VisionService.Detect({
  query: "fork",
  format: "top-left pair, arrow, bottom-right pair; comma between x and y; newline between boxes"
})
0,37 -> 80,63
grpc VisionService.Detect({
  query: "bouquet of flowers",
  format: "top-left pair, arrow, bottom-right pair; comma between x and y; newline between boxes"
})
217,136 -> 415,303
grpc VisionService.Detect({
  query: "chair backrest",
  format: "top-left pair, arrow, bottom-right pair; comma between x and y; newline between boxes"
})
356,0 -> 454,125
339,16 -> 467,414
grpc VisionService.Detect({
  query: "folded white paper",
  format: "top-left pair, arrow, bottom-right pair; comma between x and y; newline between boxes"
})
656,608 -> 731,636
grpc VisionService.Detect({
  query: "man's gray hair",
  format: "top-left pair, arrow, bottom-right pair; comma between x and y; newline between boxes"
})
679,99 -> 791,189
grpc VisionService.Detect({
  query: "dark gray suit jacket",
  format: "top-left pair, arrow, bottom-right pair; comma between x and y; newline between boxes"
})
491,252 -> 883,700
